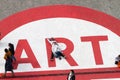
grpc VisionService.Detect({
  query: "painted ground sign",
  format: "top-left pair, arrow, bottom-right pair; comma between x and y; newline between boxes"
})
0,5 -> 120,80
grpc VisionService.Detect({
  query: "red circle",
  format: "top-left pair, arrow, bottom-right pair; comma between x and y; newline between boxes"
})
0,5 -> 120,39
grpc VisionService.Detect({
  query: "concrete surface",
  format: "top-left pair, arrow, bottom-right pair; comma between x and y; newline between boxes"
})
0,0 -> 120,20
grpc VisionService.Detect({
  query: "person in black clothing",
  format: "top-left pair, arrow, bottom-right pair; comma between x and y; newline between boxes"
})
67,70 -> 75,80
8,43 -> 16,61
2,48 -> 15,78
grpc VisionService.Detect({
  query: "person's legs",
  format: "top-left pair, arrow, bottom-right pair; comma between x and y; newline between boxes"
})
2,63 -> 7,78
56,52 -> 65,60
11,70 -> 15,77
58,52 -> 65,58
50,52 -> 54,60
60,53 -> 65,57
2,71 -> 7,78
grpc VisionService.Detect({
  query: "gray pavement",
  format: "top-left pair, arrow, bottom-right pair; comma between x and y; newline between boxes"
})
0,0 -> 120,20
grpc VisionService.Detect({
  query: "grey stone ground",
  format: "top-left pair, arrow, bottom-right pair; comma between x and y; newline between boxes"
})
0,0 -> 120,20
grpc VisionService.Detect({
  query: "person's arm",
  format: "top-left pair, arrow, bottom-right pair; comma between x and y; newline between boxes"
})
4,53 -> 7,60
47,38 -> 54,45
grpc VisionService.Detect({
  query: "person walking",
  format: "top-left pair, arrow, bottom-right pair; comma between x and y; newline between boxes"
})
2,48 -> 15,78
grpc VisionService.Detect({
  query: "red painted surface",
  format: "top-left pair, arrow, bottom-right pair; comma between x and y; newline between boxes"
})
0,5 -> 120,80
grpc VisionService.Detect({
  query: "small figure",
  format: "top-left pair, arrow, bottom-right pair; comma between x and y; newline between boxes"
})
115,55 -> 120,68
2,48 -> 15,78
67,70 -> 75,80
8,43 -> 16,62
47,37 -> 66,60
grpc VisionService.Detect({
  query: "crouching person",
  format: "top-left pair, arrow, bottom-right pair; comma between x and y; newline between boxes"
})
2,48 -> 15,78
47,37 -> 66,60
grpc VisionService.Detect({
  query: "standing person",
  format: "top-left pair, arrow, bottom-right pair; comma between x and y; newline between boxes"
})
47,37 -> 66,60
115,55 -> 120,67
8,43 -> 16,61
2,48 -> 15,78
67,70 -> 75,80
